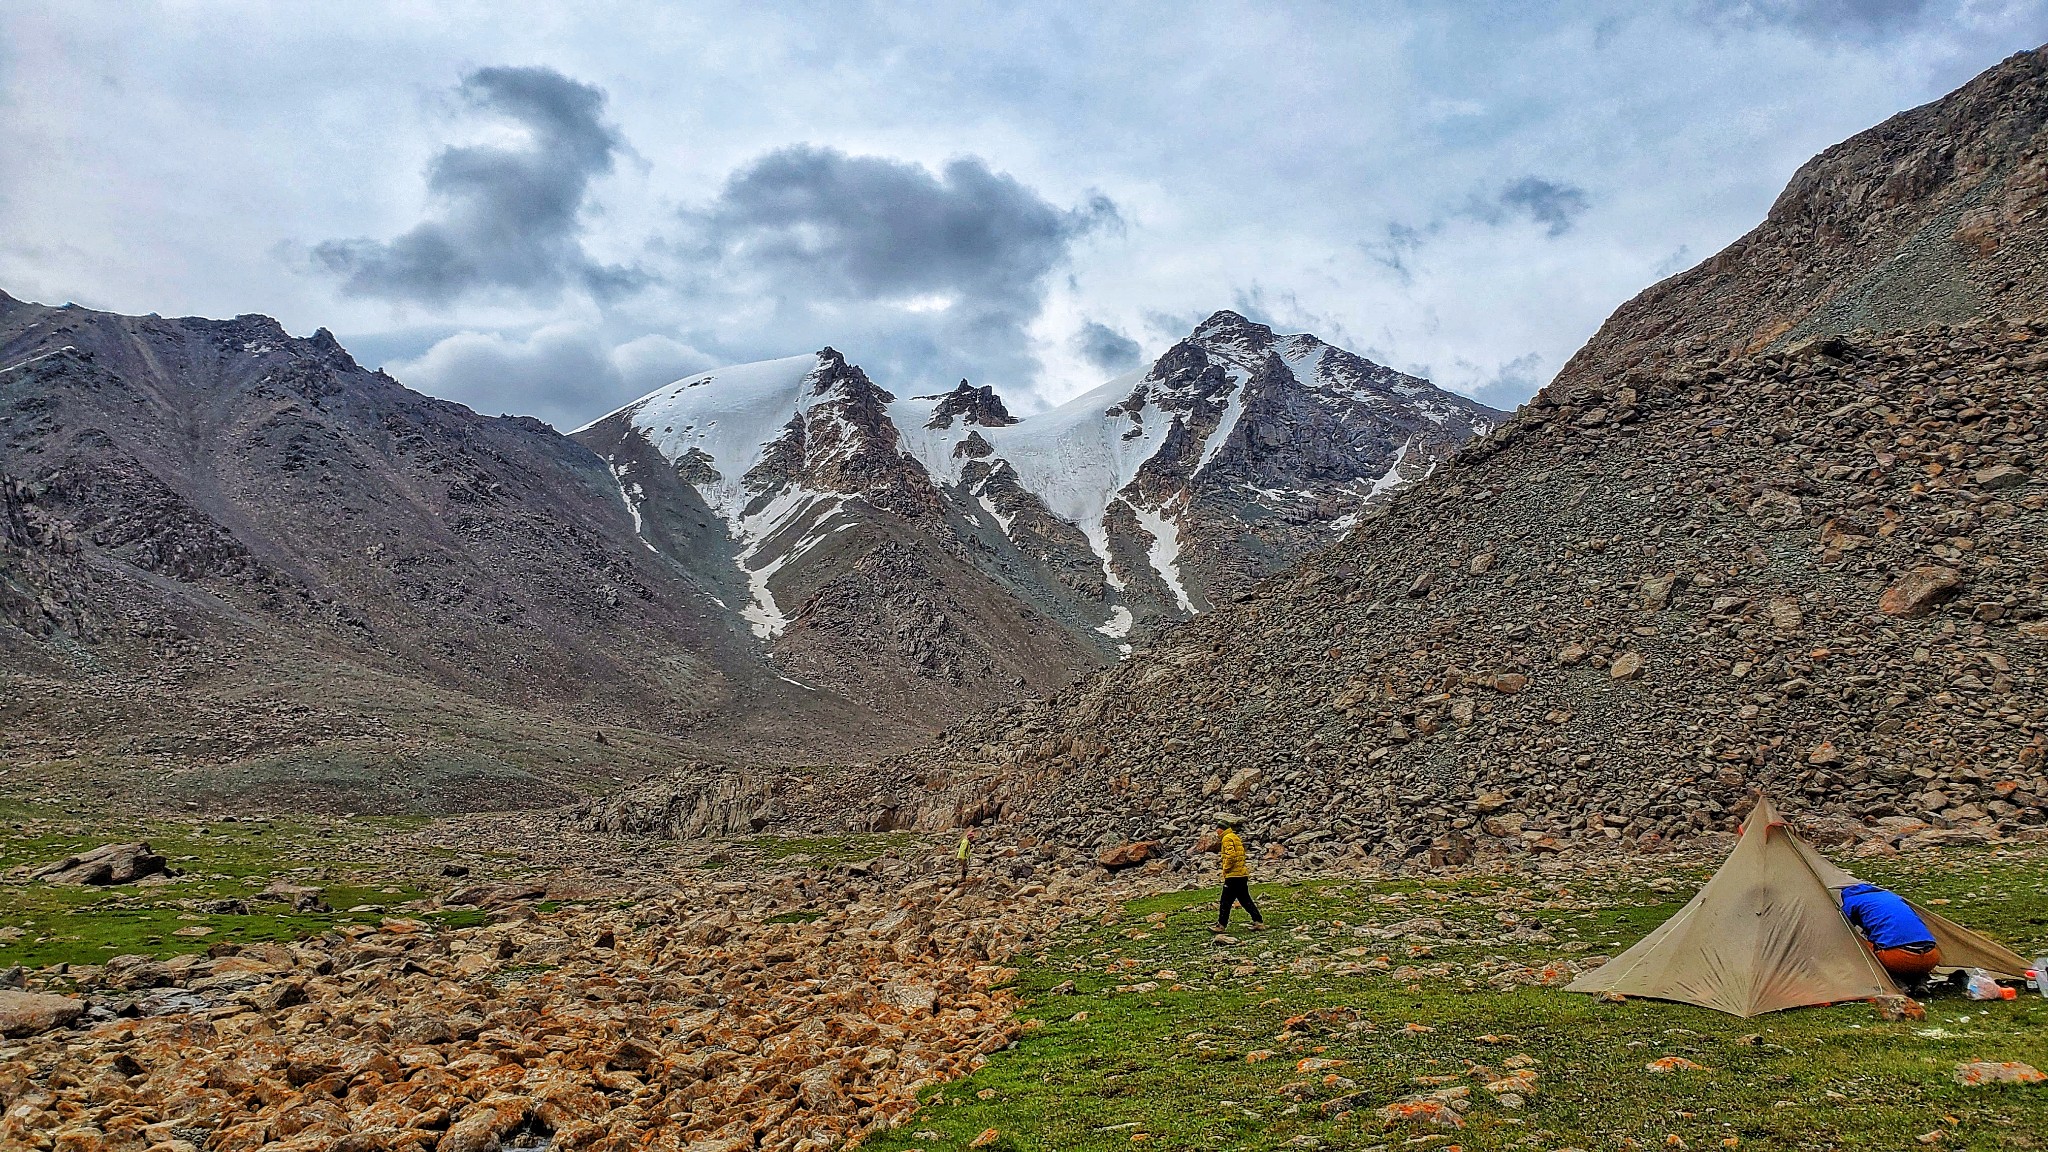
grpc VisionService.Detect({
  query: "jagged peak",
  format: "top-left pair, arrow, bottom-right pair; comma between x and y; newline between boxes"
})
1189,310 -> 1274,343
805,347 -> 894,405
926,379 -> 1017,430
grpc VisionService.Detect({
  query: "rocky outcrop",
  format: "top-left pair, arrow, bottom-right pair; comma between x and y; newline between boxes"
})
27,842 -> 168,885
575,767 -> 799,839
0,474 -> 89,642
924,380 -> 1017,430
0,991 -> 83,1038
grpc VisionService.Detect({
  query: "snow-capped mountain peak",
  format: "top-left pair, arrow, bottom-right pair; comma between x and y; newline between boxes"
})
574,313 -> 1504,665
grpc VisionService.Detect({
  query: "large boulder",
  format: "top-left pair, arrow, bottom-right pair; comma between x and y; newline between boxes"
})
0,990 -> 84,1036
31,842 -> 167,885
1096,841 -> 1159,871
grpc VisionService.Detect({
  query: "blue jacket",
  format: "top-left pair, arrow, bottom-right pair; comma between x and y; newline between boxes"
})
1840,884 -> 1935,950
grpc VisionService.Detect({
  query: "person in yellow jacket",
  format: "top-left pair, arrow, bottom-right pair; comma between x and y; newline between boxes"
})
954,828 -> 975,883
1214,817 -> 1265,932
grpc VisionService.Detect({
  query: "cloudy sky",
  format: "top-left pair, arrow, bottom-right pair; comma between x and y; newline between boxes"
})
2,2 -> 2043,426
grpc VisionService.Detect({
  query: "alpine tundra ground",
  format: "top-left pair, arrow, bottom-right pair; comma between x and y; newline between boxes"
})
3,806 -> 2046,1150
865,846 -> 2048,1152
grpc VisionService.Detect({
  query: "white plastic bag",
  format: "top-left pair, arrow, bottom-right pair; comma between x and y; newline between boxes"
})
1965,968 -> 2004,1000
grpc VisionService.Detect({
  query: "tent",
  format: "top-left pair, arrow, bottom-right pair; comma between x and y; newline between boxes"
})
1565,794 -> 2029,1017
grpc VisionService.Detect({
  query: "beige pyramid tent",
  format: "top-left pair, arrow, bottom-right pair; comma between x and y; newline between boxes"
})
1566,795 -> 2028,1017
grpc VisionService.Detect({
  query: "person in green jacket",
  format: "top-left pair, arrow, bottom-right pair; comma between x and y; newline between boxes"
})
1214,817 -> 1265,932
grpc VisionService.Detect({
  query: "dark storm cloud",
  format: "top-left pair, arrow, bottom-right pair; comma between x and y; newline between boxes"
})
678,145 -> 1119,391
314,66 -> 641,305
1072,320 -> 1141,371
1493,177 -> 1591,238
691,146 -> 1117,310
1693,0 -> 1933,39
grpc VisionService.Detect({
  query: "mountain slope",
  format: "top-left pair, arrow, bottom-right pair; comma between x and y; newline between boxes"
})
786,45 -> 2048,859
0,294 -> 893,806
1558,45 -> 2048,390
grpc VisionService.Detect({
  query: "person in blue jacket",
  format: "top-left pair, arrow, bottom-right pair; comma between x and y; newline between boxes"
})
1839,882 -> 1942,988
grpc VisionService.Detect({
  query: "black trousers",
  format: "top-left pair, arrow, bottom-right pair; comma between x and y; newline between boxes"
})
1219,876 -> 1261,926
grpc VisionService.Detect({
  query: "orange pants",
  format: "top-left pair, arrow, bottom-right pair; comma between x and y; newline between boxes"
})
1868,941 -> 1942,982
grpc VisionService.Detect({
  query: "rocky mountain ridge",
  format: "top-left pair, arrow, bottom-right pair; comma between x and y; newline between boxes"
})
1554,45 -> 2048,392
573,313 -> 1500,718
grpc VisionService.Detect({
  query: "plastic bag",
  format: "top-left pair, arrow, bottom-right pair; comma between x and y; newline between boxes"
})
1965,969 -> 2011,1000
2033,958 -> 2048,998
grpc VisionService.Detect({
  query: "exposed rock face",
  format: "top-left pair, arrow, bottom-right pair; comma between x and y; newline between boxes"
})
0,474 -> 88,647
0,990 -> 83,1037
1553,45 -> 2048,392
792,46 -> 2048,860
28,842 -> 167,885
925,380 -> 1018,430
576,766 -> 801,838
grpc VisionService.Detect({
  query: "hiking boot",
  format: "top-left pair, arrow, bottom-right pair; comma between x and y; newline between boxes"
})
1247,921 -> 1268,932
1210,923 -> 1230,933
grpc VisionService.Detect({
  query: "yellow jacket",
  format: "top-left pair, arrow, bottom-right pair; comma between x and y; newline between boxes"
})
1220,830 -> 1248,879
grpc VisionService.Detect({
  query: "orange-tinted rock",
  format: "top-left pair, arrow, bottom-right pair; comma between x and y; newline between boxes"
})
1878,566 -> 1962,617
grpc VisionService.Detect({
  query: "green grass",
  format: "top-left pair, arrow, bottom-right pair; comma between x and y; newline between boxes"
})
865,847 -> 2048,1151
0,800 -> 488,969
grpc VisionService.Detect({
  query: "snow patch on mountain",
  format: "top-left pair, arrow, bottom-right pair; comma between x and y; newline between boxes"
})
1194,368 -> 1249,474
582,353 -> 864,637
605,459 -> 656,549
580,353 -> 823,521
1095,604 -> 1135,641
975,492 -> 1015,537
1127,501 -> 1194,613
731,487 -> 850,639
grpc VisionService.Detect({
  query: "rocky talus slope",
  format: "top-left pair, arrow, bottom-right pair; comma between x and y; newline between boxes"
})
0,860 -> 1128,1152
817,319 -> 2046,862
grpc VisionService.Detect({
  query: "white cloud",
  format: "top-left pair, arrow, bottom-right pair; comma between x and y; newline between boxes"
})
390,323 -> 713,427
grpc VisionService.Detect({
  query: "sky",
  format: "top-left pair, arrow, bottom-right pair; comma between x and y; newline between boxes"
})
2,3 -> 2044,428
